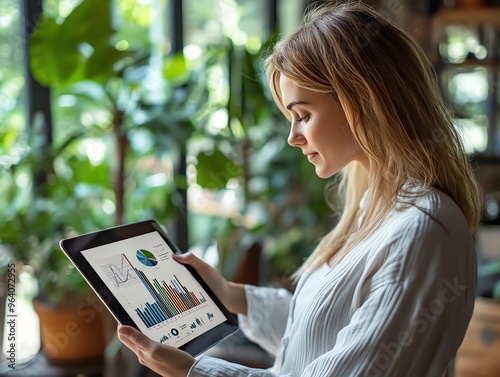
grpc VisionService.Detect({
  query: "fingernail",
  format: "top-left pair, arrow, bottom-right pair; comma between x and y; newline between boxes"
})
174,252 -> 189,258
118,327 -> 131,338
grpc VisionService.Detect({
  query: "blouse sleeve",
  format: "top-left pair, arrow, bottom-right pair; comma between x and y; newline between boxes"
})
188,285 -> 293,377
237,285 -> 293,356
188,356 -> 285,377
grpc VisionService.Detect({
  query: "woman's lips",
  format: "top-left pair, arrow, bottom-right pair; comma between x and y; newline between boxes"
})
307,153 -> 318,162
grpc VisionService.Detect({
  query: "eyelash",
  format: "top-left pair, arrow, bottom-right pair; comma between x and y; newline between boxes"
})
297,114 -> 310,123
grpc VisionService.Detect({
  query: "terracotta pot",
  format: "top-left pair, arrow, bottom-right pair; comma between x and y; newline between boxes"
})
33,296 -> 114,365
455,296 -> 500,377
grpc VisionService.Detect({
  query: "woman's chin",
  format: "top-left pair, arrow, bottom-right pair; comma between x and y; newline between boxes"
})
315,167 -> 338,179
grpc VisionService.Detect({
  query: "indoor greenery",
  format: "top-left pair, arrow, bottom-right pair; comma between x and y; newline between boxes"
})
0,0 -> 212,305
0,0 -> 338,306
189,36 -> 337,283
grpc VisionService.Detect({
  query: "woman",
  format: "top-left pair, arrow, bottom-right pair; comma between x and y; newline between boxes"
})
118,2 -> 482,376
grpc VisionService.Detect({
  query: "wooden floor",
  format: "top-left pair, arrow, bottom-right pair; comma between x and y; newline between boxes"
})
454,297 -> 500,377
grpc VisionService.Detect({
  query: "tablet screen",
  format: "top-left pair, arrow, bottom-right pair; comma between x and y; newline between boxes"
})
81,230 -> 227,348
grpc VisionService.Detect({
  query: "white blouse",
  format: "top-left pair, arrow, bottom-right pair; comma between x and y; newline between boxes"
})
188,187 -> 476,377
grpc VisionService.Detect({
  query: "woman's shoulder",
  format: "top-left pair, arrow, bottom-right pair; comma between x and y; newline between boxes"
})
368,186 -> 476,282
394,185 -> 470,238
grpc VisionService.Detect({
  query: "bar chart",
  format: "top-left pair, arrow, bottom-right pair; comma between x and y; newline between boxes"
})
121,254 -> 208,328
190,317 -> 205,329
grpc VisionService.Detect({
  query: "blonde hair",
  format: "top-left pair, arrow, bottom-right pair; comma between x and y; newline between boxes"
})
265,1 -> 483,277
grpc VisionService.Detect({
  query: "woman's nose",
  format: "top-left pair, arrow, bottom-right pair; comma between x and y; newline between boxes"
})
288,122 -> 305,147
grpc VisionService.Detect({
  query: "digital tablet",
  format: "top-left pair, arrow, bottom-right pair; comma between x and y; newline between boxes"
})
59,219 -> 239,356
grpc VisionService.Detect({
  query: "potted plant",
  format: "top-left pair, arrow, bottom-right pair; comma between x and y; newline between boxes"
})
0,124 -> 117,364
0,0 -> 211,365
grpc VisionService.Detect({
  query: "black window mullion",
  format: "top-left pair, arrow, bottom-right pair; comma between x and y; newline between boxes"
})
168,0 -> 189,252
20,0 -> 53,193
268,0 -> 278,35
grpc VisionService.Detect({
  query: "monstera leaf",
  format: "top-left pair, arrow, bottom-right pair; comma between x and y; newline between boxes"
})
30,0 -> 133,87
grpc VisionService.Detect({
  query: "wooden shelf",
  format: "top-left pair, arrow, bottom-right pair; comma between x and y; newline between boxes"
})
434,7 -> 500,25
430,7 -> 500,159
430,7 -> 500,65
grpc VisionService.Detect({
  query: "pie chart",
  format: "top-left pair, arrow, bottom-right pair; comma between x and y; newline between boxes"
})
136,249 -> 158,267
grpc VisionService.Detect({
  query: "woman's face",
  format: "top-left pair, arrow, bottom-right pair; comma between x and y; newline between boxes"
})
279,75 -> 369,178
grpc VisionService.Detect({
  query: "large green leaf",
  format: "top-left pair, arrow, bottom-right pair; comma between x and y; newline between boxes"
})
62,0 -> 114,46
196,149 -> 241,191
30,0 -> 130,87
68,157 -> 111,188
86,42 -> 134,83
30,17 -> 83,86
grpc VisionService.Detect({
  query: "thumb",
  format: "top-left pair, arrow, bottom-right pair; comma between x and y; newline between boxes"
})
172,251 -> 191,261
118,325 -> 148,348
172,252 -> 193,264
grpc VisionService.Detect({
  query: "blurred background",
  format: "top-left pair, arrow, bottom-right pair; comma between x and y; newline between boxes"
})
0,0 -> 500,376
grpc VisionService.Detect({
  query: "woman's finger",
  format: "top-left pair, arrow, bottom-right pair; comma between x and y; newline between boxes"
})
172,252 -> 223,286
172,252 -> 205,270
117,324 -> 196,377
117,325 -> 151,353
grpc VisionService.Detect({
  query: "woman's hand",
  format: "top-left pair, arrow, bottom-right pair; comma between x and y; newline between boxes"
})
118,325 -> 195,377
172,252 -> 247,315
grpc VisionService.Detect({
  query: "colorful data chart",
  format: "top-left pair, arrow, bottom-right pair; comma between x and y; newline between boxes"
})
136,302 -> 167,328
136,249 -> 158,267
122,253 -> 209,328
190,317 -> 205,329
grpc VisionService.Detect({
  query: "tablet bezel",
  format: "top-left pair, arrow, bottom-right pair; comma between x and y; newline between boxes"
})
59,219 -> 239,356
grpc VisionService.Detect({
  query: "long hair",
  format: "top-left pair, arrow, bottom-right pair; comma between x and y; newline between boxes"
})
265,1 -> 483,278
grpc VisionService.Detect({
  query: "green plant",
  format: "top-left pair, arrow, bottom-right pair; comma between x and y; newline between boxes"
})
0,0 -> 212,305
29,0 -> 205,226
190,37 -> 337,283
0,121 -> 112,305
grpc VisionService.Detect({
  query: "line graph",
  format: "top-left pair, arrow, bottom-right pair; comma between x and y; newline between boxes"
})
96,253 -> 141,290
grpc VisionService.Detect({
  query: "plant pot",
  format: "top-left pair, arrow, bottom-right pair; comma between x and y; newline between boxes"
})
33,296 -> 114,365
455,296 -> 500,377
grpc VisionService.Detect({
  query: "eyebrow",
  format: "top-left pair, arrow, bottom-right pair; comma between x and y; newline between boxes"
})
286,101 -> 310,110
